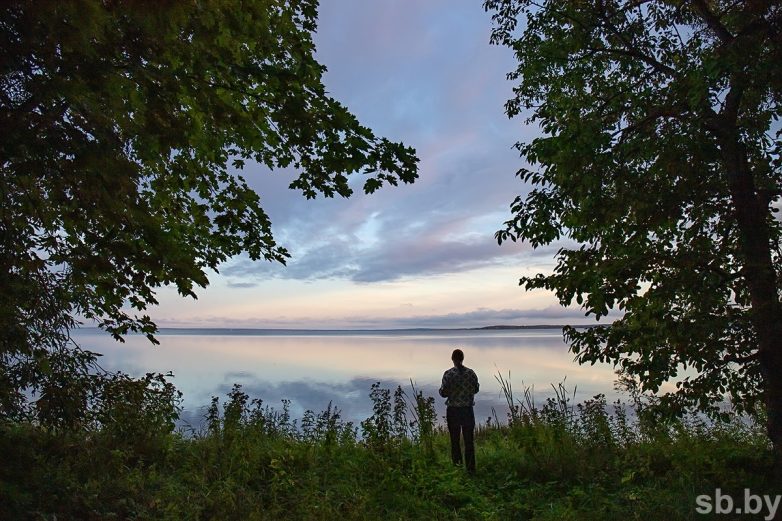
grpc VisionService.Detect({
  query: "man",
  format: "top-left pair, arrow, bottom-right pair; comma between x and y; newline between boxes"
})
439,348 -> 479,474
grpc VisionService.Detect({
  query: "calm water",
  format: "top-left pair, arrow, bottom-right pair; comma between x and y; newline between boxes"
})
72,328 -> 621,428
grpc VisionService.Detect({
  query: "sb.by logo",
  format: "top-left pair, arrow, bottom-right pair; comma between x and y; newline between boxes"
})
696,489 -> 781,520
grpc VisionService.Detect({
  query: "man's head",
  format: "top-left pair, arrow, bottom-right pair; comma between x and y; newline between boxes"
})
451,348 -> 464,366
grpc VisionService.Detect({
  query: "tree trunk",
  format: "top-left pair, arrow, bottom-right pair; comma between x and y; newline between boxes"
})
721,136 -> 782,480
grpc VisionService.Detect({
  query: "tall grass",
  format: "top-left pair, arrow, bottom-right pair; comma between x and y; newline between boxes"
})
1,373 -> 775,520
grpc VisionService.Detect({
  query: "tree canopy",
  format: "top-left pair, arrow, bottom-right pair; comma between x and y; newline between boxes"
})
0,1 -> 417,421
485,0 -> 782,457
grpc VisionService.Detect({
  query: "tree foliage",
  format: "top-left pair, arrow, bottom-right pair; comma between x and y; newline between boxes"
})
0,1 -> 417,421
486,0 -> 782,421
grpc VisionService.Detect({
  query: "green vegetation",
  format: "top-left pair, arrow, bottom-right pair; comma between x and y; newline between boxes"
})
1,0 -> 417,427
485,0 -> 782,461
1,377 -> 774,520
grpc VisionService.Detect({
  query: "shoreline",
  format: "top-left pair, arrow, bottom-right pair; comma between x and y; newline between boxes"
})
73,324 -> 598,335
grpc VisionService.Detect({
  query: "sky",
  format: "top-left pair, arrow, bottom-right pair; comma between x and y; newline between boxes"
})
150,0 -> 598,330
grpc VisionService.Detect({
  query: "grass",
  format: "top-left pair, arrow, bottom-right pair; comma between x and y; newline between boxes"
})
0,377 -> 776,520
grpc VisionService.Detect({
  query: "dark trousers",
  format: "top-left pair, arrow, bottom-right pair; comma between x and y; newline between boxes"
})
446,406 -> 475,473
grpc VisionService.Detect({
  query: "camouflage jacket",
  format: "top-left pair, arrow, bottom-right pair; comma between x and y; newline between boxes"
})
439,365 -> 479,407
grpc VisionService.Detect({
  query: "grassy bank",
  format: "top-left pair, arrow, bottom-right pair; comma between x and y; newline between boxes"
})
1,381 -> 776,520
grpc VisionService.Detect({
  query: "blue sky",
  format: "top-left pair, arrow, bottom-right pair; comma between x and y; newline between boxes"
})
150,0 -> 597,329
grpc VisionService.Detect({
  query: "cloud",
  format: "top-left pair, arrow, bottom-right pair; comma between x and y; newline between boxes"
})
154,304 -> 619,330
222,219 -> 532,284
225,281 -> 259,289
345,305 -> 617,329
213,0 -> 536,288
219,213 -> 575,285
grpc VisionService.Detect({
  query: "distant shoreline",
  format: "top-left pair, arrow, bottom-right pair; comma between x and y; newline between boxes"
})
471,324 -> 593,330
73,324 -> 596,335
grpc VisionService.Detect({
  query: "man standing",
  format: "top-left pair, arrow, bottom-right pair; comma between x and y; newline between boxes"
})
439,348 -> 479,474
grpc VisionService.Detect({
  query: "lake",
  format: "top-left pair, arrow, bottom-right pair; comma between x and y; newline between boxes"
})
71,328 -> 621,429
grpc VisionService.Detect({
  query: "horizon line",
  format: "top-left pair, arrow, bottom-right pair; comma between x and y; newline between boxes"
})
74,324 -> 596,333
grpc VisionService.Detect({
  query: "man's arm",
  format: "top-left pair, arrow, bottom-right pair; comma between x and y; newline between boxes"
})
471,370 -> 479,394
439,372 -> 449,397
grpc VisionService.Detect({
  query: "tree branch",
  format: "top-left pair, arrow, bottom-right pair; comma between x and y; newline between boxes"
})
592,5 -> 679,78
691,0 -> 735,43
584,45 -> 676,77
613,103 -> 688,143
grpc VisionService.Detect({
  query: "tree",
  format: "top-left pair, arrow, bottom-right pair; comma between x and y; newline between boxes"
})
485,0 -> 782,465
0,1 -> 417,421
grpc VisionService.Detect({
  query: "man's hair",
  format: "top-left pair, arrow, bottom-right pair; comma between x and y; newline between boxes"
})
451,349 -> 464,363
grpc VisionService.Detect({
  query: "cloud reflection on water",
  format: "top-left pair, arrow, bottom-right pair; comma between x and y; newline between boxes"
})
74,328 -> 621,429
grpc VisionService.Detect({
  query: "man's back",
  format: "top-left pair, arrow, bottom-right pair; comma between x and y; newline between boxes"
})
439,365 -> 479,407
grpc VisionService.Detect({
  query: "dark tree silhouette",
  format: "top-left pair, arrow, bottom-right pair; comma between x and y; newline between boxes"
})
486,0 -> 782,467
0,1 -> 418,421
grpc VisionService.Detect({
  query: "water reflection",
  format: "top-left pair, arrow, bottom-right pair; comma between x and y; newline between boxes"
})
73,328 -> 620,428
